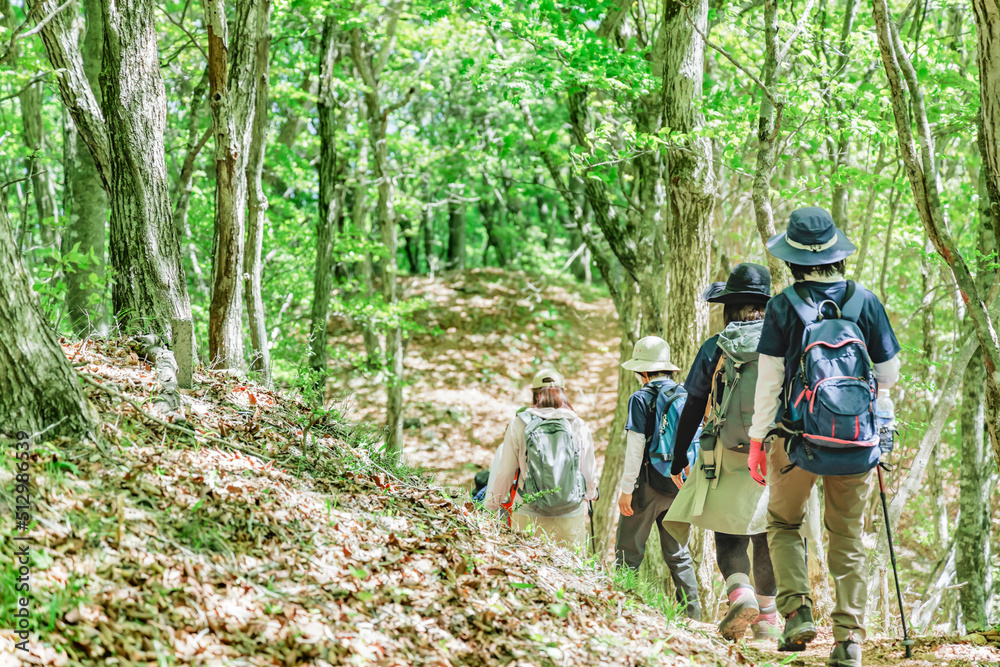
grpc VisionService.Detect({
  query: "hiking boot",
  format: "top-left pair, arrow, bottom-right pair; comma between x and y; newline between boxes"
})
751,607 -> 782,640
718,575 -> 759,641
777,605 -> 816,651
828,640 -> 862,667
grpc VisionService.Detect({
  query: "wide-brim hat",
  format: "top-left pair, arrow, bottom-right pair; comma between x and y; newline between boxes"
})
702,281 -> 726,302
620,336 -> 680,372
707,263 -> 772,305
531,367 -> 564,389
767,207 -> 856,265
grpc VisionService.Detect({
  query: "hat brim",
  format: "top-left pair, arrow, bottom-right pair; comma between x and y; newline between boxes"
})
621,359 -> 681,372
706,291 -> 771,305
766,230 -> 856,265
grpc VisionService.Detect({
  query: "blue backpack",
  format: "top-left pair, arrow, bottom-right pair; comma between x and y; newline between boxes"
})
781,282 -> 881,476
642,382 -> 701,494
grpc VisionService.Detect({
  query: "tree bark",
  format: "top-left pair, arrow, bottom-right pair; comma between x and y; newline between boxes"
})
875,0 -> 1000,471
243,0 -> 272,385
29,0 -> 111,183
957,346 -> 990,630
62,0 -> 108,336
0,200 -> 95,440
955,170 -> 997,631
750,0 -> 789,288
593,278 -> 640,555
171,67 -> 211,298
1,0 -> 59,247
446,199 -> 466,271
660,0 -> 714,371
206,0 -> 261,369
310,15 -> 348,374
95,0 -> 194,337
351,5 -> 406,457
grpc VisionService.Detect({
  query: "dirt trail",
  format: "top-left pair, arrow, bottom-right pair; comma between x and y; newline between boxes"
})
324,269 -> 1000,666
327,269 -> 623,491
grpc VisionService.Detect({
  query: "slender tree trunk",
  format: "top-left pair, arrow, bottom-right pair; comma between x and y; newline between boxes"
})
955,170 -> 997,630
850,145 -> 887,282
750,0 -> 788,288
422,195 -> 436,277
62,0 -> 108,336
1,0 -> 58,249
593,279 -> 639,554
351,6 -> 406,456
100,0 -> 193,337
446,200 -> 466,271
957,346 -> 990,630
877,0 -> 1000,470
0,201 -> 95,440
206,0 -> 262,369
171,68 -> 211,298
309,15 -> 348,374
243,0 -> 272,385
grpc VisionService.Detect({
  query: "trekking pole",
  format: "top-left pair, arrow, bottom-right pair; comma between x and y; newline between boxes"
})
588,500 -> 595,553
587,487 -> 600,555
877,465 -> 914,658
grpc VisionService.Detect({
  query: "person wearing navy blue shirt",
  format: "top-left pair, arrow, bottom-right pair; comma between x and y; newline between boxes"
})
614,336 -> 701,620
748,207 -> 901,667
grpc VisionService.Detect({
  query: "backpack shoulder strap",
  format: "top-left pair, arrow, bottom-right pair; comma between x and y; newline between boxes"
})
840,281 -> 864,322
782,284 -> 818,326
518,410 -> 536,428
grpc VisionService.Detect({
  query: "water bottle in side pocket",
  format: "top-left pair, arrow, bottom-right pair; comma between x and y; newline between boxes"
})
874,389 -> 895,455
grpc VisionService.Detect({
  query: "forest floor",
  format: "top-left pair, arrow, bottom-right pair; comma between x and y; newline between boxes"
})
1,270 -> 997,666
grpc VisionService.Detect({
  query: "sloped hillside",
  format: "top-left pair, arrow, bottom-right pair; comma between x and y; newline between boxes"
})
0,337 -> 744,667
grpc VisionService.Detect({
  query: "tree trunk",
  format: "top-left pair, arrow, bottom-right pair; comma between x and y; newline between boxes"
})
749,0 -> 789,288
876,0 -> 1000,471
62,0 -> 108,336
446,200 -> 466,271
593,278 -> 640,555
351,6 -> 406,457
243,0 -> 272,385
1,0 -> 58,250
309,15 -> 347,374
422,196 -> 436,277
171,68 -> 211,298
206,0 -> 261,369
661,0 -> 714,371
0,201 -> 95,440
96,0 -> 194,337
955,169 -> 997,631
957,345 -> 990,630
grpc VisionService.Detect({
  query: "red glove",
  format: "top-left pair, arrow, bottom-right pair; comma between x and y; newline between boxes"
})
748,439 -> 767,486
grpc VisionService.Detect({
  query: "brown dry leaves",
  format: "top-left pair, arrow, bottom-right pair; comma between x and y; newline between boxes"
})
3,338 -> 742,666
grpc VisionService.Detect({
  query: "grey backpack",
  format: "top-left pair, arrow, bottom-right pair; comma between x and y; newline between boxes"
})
705,320 -> 763,454
518,412 -> 585,516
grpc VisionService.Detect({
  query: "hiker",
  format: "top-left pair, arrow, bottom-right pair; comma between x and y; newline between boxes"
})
615,337 -> 701,620
748,207 -> 901,667
483,368 -> 597,548
663,263 -> 780,642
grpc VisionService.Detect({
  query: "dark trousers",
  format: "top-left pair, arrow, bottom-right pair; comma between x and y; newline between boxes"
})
615,481 -> 701,618
715,531 -> 777,597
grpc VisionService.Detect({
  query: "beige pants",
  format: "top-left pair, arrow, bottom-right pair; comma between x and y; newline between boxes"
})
511,512 -> 588,549
767,440 -> 873,642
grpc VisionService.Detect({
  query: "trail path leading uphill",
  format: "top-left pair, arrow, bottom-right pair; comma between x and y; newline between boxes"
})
326,269 -> 624,492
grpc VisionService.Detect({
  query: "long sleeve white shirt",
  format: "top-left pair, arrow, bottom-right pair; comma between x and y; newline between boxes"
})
484,407 -> 597,517
619,430 -> 646,495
